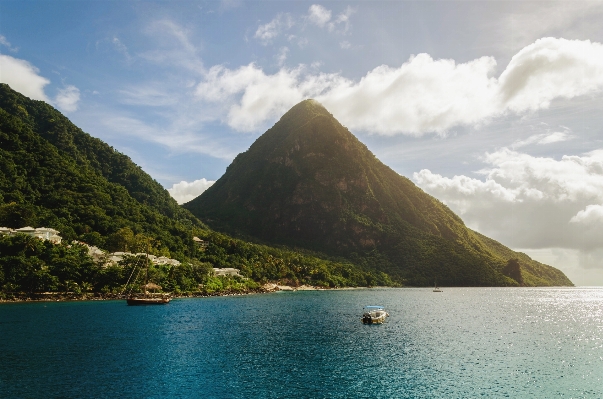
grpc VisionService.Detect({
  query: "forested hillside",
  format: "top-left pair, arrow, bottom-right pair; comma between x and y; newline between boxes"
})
186,100 -> 573,287
0,83 -> 203,259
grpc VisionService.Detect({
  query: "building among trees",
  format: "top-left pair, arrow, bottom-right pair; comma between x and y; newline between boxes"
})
0,226 -> 62,243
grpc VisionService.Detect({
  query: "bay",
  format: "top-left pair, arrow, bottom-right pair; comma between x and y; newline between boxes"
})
1,287 -> 602,398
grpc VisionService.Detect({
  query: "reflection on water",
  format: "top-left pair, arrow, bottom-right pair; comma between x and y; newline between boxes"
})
1,287 -> 602,398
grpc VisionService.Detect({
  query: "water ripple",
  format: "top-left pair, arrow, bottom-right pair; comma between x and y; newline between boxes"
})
1,287 -> 602,398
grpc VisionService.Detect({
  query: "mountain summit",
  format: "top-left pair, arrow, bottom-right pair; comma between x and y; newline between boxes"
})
185,99 -> 571,286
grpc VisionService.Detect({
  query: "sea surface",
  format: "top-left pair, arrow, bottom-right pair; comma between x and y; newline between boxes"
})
1,287 -> 602,398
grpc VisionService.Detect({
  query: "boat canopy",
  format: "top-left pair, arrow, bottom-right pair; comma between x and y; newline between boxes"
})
364,306 -> 384,309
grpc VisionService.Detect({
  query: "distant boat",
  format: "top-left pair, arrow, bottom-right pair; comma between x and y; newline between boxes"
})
124,250 -> 170,305
361,306 -> 389,324
433,281 -> 442,292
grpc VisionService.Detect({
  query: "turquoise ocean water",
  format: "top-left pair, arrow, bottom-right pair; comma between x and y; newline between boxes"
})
1,287 -> 602,398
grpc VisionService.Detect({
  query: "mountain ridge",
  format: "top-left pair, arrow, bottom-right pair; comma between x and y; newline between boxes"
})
185,99 -> 572,287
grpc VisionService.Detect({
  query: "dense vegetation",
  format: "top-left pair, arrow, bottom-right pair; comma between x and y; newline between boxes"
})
0,232 -> 393,299
0,83 -> 206,260
0,233 -> 255,299
195,229 -> 394,287
186,100 -> 573,287
0,84 -> 394,298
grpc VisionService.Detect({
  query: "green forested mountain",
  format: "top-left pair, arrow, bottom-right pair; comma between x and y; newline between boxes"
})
0,83 -> 204,259
185,99 -> 572,287
0,84 -> 391,295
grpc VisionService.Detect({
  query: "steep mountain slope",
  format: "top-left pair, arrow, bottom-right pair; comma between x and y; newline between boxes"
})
185,99 -> 572,286
0,83 -> 203,258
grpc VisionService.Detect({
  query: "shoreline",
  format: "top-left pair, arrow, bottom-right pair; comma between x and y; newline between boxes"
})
0,284 -> 373,303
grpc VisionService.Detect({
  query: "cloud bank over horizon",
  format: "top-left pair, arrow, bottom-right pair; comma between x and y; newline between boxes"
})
414,148 -> 603,276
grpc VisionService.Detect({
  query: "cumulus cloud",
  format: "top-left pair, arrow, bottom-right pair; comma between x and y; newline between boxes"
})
0,54 -> 50,101
414,148 -> 603,254
55,85 -> 81,112
196,63 -> 346,131
569,204 -> 603,225
0,54 -> 81,112
319,54 -> 499,135
307,4 -> 332,28
196,37 -> 603,136
168,178 -> 215,204
498,38 -> 603,112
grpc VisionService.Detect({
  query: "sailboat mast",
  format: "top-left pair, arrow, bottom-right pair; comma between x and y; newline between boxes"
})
144,240 -> 150,297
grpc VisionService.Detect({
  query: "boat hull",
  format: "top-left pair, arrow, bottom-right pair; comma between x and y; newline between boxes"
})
127,297 -> 170,305
361,309 -> 388,325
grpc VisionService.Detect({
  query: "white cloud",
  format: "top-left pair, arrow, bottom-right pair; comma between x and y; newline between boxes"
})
306,5 -> 355,33
0,35 -> 18,52
307,4 -> 331,28
168,178 -> 215,204
195,37 -> 603,137
319,54 -> 499,136
569,204 -> 603,225
0,52 -> 81,112
0,54 -> 50,101
414,148 -> 603,254
328,6 -> 356,34
275,47 -> 289,67
254,13 -> 294,44
498,38 -> 603,113
512,130 -> 574,148
340,41 -> 351,49
55,85 -> 80,112
195,63 -> 346,131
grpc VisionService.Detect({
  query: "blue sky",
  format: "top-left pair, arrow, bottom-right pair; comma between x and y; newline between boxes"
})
2,1 -> 603,285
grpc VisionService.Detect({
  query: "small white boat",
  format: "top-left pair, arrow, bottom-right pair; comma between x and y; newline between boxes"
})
361,306 -> 389,325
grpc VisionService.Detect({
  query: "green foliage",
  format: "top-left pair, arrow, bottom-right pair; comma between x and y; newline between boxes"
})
194,229 -> 395,288
0,234 -> 246,296
0,235 -> 99,294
